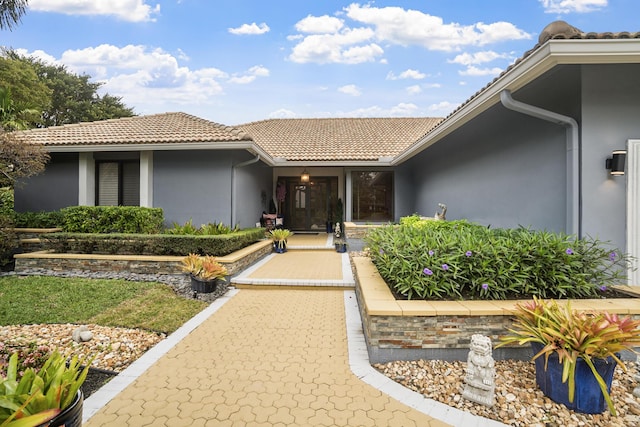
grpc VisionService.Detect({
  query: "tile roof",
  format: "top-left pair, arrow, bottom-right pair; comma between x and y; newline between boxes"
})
16,112 -> 252,146
238,117 -> 442,161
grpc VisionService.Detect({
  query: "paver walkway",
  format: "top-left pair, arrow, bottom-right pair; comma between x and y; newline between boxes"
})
84,289 -> 450,426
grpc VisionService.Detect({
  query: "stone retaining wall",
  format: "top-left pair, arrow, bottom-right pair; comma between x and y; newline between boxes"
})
352,256 -> 640,363
14,240 -> 273,277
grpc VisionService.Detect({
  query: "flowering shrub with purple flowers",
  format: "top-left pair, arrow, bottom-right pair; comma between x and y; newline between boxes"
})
366,216 -> 632,300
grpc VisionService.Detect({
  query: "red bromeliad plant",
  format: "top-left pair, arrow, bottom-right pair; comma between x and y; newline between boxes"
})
499,297 -> 640,415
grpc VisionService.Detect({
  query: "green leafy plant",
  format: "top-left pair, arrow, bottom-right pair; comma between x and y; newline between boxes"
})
180,253 -> 228,281
0,350 -> 92,426
497,298 -> 640,415
366,217 -> 632,300
61,206 -> 164,234
269,228 -> 291,250
166,220 -> 239,236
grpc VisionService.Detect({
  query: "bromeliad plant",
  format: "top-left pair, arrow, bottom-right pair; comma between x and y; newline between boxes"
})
180,253 -> 228,281
498,297 -> 640,415
0,350 -> 92,426
269,228 -> 291,250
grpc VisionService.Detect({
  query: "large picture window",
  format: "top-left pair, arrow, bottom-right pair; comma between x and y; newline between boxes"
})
352,171 -> 393,221
96,161 -> 139,206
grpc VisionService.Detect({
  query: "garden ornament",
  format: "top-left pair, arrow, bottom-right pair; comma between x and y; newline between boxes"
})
462,334 -> 496,407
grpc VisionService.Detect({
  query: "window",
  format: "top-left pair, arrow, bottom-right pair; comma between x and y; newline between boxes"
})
96,161 -> 139,206
352,171 -> 393,221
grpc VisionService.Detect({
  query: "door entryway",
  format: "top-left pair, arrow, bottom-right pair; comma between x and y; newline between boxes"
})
281,176 -> 338,231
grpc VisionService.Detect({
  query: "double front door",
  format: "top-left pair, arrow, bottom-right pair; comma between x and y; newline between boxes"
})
281,176 -> 338,231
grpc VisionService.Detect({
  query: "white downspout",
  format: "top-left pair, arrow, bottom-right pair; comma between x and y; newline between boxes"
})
500,90 -> 580,237
231,155 -> 261,227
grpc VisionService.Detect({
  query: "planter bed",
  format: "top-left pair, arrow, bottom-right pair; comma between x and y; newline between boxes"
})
352,256 -> 640,364
14,240 -> 272,277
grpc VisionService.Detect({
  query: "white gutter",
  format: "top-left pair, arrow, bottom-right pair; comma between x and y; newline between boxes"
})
500,89 -> 580,237
231,154 -> 261,226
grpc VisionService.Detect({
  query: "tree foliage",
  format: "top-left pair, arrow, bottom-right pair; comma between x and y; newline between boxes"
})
0,50 -> 135,128
0,130 -> 49,188
0,0 -> 27,30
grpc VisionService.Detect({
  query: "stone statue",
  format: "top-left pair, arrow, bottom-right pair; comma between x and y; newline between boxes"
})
462,334 -> 496,407
434,203 -> 447,220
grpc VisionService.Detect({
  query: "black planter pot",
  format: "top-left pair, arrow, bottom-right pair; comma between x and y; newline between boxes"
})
38,391 -> 83,427
190,276 -> 220,293
335,243 -> 347,253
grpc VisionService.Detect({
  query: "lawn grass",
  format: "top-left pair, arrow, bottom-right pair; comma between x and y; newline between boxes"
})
0,276 -> 207,334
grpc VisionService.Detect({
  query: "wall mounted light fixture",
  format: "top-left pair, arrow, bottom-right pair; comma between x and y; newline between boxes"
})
605,150 -> 626,176
300,168 -> 310,182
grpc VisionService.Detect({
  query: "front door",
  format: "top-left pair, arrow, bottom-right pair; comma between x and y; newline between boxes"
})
282,176 -> 338,231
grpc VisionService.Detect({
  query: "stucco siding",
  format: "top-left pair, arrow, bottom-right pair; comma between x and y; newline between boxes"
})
14,152 -> 79,212
581,64 -> 640,251
405,105 -> 567,231
153,150 -> 236,227
233,159 -> 273,228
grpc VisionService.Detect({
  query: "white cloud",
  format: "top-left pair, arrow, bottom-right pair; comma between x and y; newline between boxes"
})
390,103 -> 419,116
268,109 -> 299,119
28,0 -> 160,22
449,51 -> 509,66
459,65 -> 504,77
19,45 -> 267,115
387,69 -> 427,80
295,15 -> 343,33
406,85 -> 422,95
228,22 -> 270,35
428,101 -> 459,115
344,4 -> 531,52
289,27 -> 382,64
338,84 -> 361,96
228,65 -> 270,84
539,0 -> 607,13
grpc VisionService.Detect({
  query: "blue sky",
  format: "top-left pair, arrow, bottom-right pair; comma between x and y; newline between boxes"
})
1,0 -> 637,125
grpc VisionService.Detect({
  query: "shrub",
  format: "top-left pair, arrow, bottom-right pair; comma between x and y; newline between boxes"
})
42,228 -> 264,256
0,213 -> 16,269
165,219 -> 239,235
0,188 -> 13,218
61,206 -> 164,234
366,218 -> 631,300
13,210 -> 64,228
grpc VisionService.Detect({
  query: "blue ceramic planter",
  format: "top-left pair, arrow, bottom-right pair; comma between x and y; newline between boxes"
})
531,342 -> 617,414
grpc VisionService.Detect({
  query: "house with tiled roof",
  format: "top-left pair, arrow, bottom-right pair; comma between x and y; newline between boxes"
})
13,21 -> 640,283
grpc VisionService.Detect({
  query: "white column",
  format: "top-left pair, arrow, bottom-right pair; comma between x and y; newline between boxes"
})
140,151 -> 153,207
78,152 -> 95,206
627,139 -> 640,285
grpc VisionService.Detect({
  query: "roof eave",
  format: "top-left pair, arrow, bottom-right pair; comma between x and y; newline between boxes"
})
391,38 -> 640,166
44,141 -> 277,165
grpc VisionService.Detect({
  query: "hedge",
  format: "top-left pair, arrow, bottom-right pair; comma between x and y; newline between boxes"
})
42,228 -> 265,256
60,206 -> 164,234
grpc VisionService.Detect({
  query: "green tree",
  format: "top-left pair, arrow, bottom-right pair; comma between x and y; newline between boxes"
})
0,0 -> 27,30
0,50 -> 135,128
0,86 -> 40,130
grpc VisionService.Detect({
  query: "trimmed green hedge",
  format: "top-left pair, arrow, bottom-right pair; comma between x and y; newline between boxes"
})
13,210 -> 64,228
60,206 -> 164,234
366,217 -> 630,300
42,228 -> 265,256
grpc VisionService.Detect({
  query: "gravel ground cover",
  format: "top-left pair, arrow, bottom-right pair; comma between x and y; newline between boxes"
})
375,359 -> 640,427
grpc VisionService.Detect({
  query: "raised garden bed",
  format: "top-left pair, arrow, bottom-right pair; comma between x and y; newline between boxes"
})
352,256 -> 640,364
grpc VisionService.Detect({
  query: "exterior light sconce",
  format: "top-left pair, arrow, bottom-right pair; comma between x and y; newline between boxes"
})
605,150 -> 626,176
300,168 -> 310,183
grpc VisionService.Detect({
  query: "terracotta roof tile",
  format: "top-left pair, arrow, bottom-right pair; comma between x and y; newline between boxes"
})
16,112 -> 252,146
239,117 -> 442,161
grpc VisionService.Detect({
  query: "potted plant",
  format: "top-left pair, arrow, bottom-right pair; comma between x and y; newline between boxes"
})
498,297 -> 640,415
0,350 -> 91,427
180,253 -> 228,293
269,228 -> 291,253
334,236 -> 347,253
